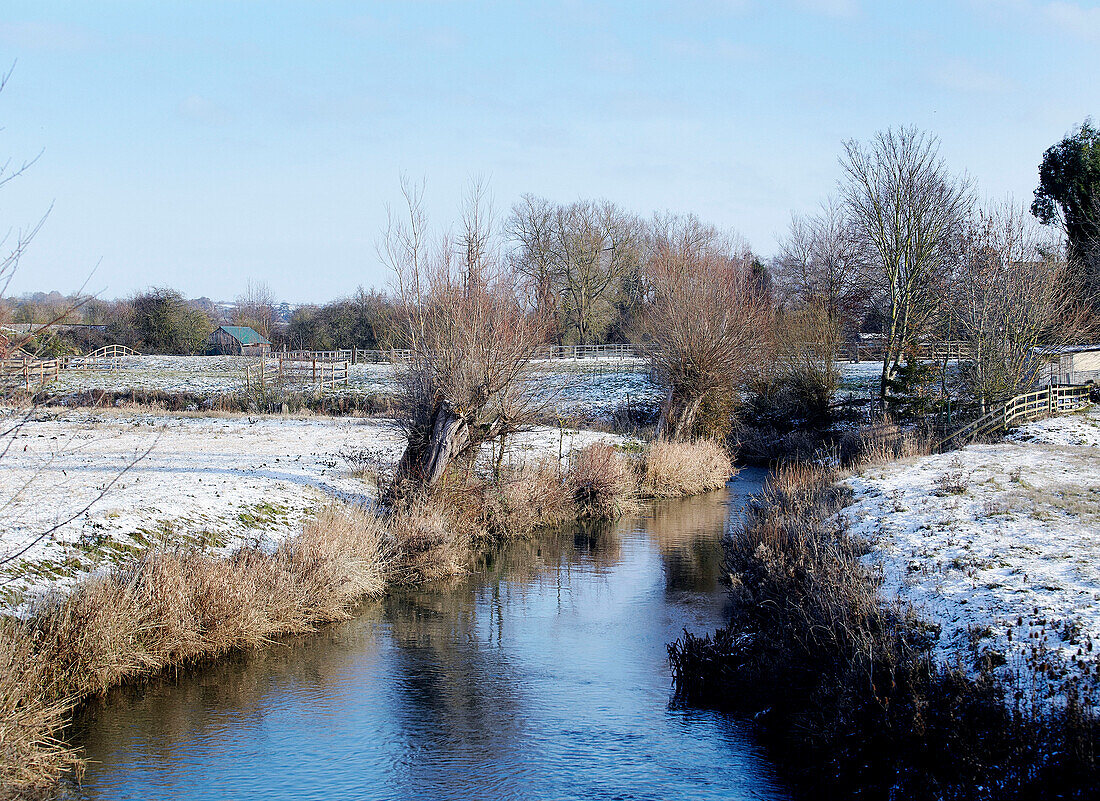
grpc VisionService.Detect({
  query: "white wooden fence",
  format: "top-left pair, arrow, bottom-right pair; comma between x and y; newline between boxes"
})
936,384 -> 1092,450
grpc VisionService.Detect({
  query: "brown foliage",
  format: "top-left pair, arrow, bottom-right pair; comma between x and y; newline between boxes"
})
382,179 -> 546,495
639,439 -> 734,498
568,442 -> 638,519
645,214 -> 770,440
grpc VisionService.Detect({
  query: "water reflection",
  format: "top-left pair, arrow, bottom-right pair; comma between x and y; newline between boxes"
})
70,468 -> 784,801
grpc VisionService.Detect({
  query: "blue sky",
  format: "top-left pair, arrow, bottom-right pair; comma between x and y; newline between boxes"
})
0,0 -> 1097,303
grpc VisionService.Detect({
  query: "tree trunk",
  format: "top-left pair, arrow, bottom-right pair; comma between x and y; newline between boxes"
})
657,388 -> 703,441
390,401 -> 470,500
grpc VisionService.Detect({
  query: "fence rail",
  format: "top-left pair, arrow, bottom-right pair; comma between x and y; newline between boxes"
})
935,384 -> 1092,450
62,344 -> 140,371
847,340 -> 971,363
245,357 -> 350,390
0,358 -> 61,388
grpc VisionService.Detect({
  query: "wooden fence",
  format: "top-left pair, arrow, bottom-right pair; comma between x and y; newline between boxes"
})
0,357 -> 61,389
935,384 -> 1092,450
847,341 -> 971,363
62,344 -> 140,371
245,357 -> 350,390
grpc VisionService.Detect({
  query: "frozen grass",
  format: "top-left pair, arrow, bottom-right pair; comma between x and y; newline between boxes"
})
0,408 -> 628,607
670,461 -> 1100,798
843,405 -> 1100,711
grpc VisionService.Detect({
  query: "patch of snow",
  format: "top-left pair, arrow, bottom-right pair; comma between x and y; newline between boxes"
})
0,408 -> 626,609
843,404 -> 1100,711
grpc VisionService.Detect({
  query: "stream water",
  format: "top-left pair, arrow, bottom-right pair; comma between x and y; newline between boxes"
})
69,469 -> 787,800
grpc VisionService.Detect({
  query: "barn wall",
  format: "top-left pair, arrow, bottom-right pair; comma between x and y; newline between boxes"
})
1073,351 -> 1100,372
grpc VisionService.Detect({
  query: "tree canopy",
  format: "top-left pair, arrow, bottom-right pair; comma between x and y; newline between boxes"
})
1031,120 -> 1100,299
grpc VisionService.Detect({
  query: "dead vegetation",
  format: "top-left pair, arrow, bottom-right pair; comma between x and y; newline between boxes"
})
639,439 -> 734,498
669,460 -> 1099,799
2,503 -> 390,797
0,433 -> 735,797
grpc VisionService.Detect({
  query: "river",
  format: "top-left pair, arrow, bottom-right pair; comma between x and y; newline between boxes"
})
68,469 -> 787,800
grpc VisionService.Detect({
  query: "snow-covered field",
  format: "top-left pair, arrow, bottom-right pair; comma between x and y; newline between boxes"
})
48,355 -> 660,418
0,408 -> 623,608
47,355 -> 880,420
843,405 -> 1100,710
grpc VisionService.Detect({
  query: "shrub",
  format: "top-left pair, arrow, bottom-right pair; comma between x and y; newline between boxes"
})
567,443 -> 637,519
669,462 -> 1100,799
476,458 -> 575,538
640,439 -> 734,498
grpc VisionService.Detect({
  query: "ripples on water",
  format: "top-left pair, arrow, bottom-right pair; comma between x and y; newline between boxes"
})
70,469 -> 787,801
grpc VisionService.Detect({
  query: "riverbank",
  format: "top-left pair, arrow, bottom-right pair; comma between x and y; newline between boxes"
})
0,406 -> 734,798
0,407 -> 624,608
670,413 -> 1100,799
844,406 -> 1100,713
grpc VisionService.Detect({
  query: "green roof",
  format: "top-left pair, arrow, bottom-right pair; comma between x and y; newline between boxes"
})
217,325 -> 271,345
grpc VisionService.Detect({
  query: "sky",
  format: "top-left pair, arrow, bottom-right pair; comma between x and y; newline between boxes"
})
0,0 -> 1097,304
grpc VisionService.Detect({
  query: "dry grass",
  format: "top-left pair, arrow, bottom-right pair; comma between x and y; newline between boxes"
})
639,439 -> 734,498
568,443 -> 638,519
1,503 -> 391,798
386,499 -> 467,584
475,458 -> 575,538
0,620 -> 78,799
840,420 -> 932,466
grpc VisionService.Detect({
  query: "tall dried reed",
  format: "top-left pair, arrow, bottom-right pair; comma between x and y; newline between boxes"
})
639,439 -> 734,498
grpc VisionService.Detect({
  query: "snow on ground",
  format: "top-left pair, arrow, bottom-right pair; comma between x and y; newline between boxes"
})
0,408 -> 624,608
49,355 -> 875,420
48,355 -> 660,418
842,405 -> 1100,710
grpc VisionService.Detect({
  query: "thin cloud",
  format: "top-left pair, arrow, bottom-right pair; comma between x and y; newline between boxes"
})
177,95 -> 231,125
975,0 -> 1100,41
1042,1 -> 1100,40
0,21 -> 99,52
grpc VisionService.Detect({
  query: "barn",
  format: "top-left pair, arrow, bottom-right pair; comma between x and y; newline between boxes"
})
208,325 -> 271,356
1040,344 -> 1100,385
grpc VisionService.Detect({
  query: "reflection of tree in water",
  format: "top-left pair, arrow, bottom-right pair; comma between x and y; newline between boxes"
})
644,489 -> 732,595
376,522 -> 625,797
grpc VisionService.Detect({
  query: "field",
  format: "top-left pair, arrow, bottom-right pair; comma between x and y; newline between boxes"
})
0,407 -> 625,608
48,355 -> 661,418
843,406 -> 1100,710
46,355 -> 886,419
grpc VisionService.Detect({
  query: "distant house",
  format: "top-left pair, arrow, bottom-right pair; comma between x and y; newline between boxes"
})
1037,344 -> 1100,385
208,325 -> 271,356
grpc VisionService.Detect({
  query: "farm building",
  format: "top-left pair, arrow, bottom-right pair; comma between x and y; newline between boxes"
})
208,325 -> 271,356
1039,344 -> 1100,386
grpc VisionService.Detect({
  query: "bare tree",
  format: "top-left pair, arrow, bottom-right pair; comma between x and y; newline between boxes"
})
645,214 -> 769,440
840,127 -> 971,401
773,197 -> 872,341
508,196 -> 642,344
952,201 -> 1090,407
234,279 -> 278,340
382,178 -> 545,497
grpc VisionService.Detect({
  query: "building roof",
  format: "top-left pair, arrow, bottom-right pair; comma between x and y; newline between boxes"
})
216,325 -> 271,346
1033,344 -> 1100,356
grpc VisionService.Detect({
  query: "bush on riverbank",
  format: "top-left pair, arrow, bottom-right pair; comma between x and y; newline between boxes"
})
669,463 -> 1099,799
639,439 -> 733,498
1,504 -> 391,798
